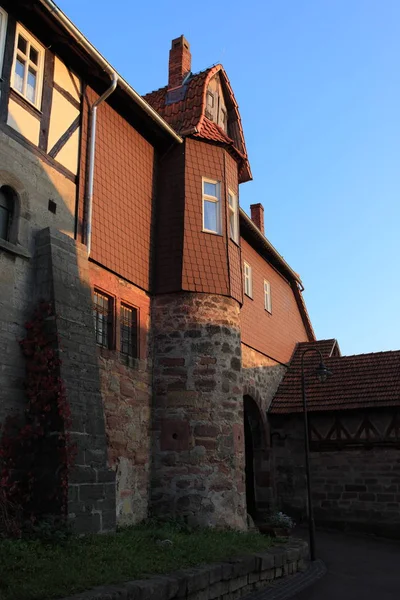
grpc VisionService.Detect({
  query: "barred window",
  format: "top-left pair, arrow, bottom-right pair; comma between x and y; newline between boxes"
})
93,291 -> 112,348
120,304 -> 138,358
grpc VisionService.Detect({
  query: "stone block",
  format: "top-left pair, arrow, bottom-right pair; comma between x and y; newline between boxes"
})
189,589 -> 209,600
208,580 -> 225,599
260,568 -> 275,581
271,548 -> 286,568
69,465 -> 97,484
125,579 -> 169,600
79,483 -> 105,502
248,572 -> 260,584
221,562 -> 233,581
186,567 -> 210,594
208,563 -> 223,584
70,512 -> 101,535
229,576 -> 248,593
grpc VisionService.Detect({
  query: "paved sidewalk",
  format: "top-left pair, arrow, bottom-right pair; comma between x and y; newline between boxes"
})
293,527 -> 400,600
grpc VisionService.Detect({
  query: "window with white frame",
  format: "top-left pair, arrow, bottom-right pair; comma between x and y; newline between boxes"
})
202,178 -> 221,234
12,24 -> 44,109
0,7 -> 8,77
228,190 -> 239,243
244,262 -> 252,298
264,279 -> 272,313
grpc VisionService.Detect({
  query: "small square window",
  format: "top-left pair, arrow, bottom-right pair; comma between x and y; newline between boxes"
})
264,280 -> 272,313
11,24 -> 44,109
120,304 -> 138,358
244,262 -> 252,298
202,178 -> 221,234
93,291 -> 113,348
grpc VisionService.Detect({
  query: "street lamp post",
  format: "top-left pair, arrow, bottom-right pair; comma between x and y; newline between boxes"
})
301,349 -> 332,562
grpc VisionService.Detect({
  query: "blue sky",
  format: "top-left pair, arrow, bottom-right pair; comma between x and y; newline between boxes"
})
58,0 -> 400,356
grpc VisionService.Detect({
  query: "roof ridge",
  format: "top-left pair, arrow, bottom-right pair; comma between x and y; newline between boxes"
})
143,65 -> 217,98
339,349 -> 400,359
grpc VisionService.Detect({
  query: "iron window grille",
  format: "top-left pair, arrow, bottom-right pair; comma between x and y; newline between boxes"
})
93,291 -> 113,348
120,304 -> 138,358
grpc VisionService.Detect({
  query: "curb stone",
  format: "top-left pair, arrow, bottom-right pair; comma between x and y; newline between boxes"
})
59,539 -> 310,600
243,560 -> 327,600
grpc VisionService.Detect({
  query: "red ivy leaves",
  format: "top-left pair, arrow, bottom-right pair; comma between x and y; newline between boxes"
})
0,301 -> 76,537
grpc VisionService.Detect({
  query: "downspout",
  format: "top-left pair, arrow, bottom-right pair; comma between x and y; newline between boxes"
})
85,72 -> 118,256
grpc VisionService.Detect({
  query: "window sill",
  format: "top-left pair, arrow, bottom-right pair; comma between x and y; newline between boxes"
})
0,238 -> 31,259
244,293 -> 253,300
10,88 -> 42,119
202,229 -> 223,237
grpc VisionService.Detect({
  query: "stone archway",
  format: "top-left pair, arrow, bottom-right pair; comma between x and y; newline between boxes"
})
243,390 -> 271,522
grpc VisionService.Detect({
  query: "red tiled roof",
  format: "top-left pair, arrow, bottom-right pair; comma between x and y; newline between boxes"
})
270,340 -> 400,414
143,65 -> 252,183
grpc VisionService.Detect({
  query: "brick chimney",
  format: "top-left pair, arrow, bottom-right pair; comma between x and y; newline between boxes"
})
250,203 -> 265,234
168,35 -> 191,90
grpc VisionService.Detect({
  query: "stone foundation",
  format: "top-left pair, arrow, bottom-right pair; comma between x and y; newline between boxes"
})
151,292 -> 247,529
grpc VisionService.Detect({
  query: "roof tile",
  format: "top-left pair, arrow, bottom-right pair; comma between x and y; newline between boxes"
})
270,340 -> 400,413
143,65 -> 251,182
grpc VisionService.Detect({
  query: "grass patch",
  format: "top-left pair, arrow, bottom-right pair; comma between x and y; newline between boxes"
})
0,520 -> 274,600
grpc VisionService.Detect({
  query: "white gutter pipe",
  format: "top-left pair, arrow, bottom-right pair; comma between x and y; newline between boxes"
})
37,0 -> 182,145
86,72 -> 118,256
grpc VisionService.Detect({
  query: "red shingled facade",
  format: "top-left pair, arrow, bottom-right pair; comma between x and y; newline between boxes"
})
240,239 -> 310,364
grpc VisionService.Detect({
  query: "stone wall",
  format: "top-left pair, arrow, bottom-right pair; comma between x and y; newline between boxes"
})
151,292 -> 247,529
88,262 -> 152,526
242,344 -> 286,414
34,228 -> 116,534
60,539 -> 309,600
0,130 -> 76,425
270,412 -> 400,537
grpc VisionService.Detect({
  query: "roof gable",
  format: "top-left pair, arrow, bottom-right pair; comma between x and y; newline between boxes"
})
143,65 -> 252,183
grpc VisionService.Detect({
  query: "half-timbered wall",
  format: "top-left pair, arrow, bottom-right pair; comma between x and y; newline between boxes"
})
270,410 -> 400,537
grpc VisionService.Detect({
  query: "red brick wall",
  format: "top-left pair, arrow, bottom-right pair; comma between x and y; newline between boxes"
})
240,239 -> 309,364
88,263 -> 151,525
182,139 -> 241,301
79,88 -> 155,291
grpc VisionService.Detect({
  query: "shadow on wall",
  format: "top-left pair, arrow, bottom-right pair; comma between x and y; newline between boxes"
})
0,128 -> 115,534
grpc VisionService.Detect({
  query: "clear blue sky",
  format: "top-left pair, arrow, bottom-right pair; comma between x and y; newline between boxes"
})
58,0 -> 400,356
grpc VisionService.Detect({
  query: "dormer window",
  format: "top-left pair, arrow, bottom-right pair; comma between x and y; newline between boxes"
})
206,91 -> 215,120
12,25 -> 44,109
219,107 -> 227,133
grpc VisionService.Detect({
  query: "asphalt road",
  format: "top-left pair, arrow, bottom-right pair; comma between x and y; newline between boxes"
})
293,528 -> 400,600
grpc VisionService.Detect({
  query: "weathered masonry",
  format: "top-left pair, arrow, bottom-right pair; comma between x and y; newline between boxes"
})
3,1 -> 396,537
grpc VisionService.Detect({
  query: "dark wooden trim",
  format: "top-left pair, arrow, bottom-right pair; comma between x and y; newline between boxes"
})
53,81 -> 81,111
73,82 -> 86,241
39,50 -> 55,151
0,122 -> 76,182
48,115 -> 80,159
9,88 -> 42,120
0,14 -> 16,122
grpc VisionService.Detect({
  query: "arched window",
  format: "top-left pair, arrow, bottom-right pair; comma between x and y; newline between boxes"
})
0,186 -> 14,241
